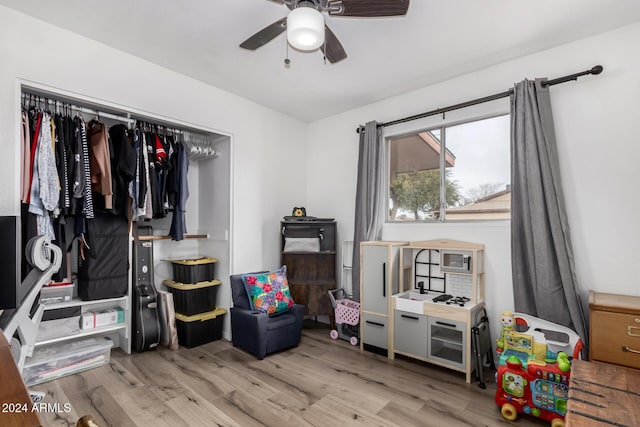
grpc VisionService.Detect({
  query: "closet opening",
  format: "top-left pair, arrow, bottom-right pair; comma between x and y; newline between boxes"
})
12,80 -> 232,368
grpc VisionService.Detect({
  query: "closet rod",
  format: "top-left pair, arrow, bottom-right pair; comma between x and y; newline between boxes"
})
356,64 -> 603,133
21,90 -> 212,141
73,105 -> 134,125
22,93 -> 136,125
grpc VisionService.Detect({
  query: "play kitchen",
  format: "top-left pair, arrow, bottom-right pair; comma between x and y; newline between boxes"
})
359,239 -> 485,384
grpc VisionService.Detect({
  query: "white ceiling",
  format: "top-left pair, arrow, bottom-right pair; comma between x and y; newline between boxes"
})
3,0 -> 640,122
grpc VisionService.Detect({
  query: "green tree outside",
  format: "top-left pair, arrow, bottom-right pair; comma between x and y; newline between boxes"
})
389,169 -> 461,220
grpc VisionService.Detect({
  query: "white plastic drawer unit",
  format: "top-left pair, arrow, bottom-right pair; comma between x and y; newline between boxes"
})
428,316 -> 466,369
362,313 -> 388,350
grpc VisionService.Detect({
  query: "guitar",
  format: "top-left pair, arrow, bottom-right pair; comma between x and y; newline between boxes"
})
132,225 -> 160,352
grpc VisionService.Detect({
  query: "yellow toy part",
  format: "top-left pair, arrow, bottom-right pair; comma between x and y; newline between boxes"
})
532,341 -> 548,361
497,310 -> 515,350
501,403 -> 518,421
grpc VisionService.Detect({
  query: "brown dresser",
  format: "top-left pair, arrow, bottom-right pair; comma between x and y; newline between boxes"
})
589,290 -> 640,369
566,360 -> 640,426
0,332 -> 41,427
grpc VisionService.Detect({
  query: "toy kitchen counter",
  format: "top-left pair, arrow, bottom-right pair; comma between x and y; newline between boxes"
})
565,359 -> 640,426
391,289 -> 486,383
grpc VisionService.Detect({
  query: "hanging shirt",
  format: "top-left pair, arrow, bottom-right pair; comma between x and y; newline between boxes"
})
20,111 -> 31,203
26,110 -> 42,204
138,131 -> 152,220
169,141 -> 189,241
87,121 -> 113,210
79,117 -> 94,219
40,115 -> 60,216
28,113 -> 57,240
54,114 -> 71,214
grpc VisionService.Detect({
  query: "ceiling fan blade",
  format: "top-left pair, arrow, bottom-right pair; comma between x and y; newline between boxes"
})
239,17 -> 287,50
327,0 -> 410,17
268,0 -> 294,9
321,25 -> 347,63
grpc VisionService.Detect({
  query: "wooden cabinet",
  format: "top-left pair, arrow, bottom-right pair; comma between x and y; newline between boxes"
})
281,219 -> 336,317
394,310 -> 428,357
589,291 -> 640,369
359,241 -> 408,353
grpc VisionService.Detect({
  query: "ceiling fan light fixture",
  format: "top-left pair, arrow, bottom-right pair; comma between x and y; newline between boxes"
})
287,6 -> 325,51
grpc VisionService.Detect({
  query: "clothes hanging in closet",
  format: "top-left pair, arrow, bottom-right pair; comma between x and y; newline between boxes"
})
86,120 -> 113,210
169,140 -> 189,241
19,95 -> 196,282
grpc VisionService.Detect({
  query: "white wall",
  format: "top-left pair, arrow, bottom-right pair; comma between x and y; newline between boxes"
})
306,23 -> 640,341
0,6 -> 308,338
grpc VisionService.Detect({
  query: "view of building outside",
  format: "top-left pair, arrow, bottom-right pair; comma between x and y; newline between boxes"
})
388,114 -> 510,221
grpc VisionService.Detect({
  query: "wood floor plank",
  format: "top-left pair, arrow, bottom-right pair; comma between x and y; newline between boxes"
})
180,348 -> 281,402
30,380 -> 80,426
165,393 -> 242,426
152,347 -> 234,402
303,394 -> 403,427
211,388 -> 313,427
65,385 -> 136,427
113,386 -> 196,427
114,351 -> 189,401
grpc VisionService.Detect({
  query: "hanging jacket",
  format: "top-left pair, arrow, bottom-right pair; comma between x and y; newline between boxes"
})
108,124 -> 136,217
87,121 -> 113,210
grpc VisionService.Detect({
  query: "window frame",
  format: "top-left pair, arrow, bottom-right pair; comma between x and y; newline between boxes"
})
385,112 -> 511,224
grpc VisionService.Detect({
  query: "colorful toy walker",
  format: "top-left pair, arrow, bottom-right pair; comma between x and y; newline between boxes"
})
328,288 -> 360,346
495,311 -> 583,427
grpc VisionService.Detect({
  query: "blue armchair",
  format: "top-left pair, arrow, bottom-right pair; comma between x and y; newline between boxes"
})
230,273 -> 304,359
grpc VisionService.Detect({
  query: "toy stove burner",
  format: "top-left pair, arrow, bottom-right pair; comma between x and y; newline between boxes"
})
446,296 -> 471,307
432,294 -> 452,303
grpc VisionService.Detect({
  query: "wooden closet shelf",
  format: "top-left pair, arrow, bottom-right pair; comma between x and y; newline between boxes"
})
138,234 -> 209,241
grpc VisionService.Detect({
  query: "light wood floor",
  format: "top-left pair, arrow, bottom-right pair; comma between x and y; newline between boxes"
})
32,329 -> 547,426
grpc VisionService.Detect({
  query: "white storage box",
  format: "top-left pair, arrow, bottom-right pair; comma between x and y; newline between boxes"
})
80,307 -> 125,329
22,337 -> 113,386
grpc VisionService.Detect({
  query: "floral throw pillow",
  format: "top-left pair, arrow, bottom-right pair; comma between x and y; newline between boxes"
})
241,266 -> 295,316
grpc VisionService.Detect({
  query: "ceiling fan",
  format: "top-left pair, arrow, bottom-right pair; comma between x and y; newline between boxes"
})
239,0 -> 410,64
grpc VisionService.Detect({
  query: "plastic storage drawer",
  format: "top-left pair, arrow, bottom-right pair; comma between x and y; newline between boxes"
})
163,279 -> 221,316
22,337 -> 113,386
175,308 -> 226,348
170,257 -> 217,284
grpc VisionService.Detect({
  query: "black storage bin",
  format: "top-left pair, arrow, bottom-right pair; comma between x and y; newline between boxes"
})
163,279 -> 221,316
175,308 -> 226,348
170,257 -> 217,284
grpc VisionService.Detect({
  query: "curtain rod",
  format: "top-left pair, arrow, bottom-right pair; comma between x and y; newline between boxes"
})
356,65 -> 603,133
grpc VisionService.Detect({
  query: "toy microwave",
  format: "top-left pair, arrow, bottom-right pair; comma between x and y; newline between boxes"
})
440,250 -> 472,273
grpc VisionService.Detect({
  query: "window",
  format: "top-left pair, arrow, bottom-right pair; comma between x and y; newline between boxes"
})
388,114 -> 510,222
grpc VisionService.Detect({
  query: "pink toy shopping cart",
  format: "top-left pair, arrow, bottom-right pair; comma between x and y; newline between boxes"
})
328,288 -> 360,346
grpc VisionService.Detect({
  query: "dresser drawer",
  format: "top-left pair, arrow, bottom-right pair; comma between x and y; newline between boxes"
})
590,310 -> 640,369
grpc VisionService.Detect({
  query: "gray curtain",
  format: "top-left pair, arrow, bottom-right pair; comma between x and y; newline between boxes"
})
511,78 -> 588,354
351,121 -> 385,302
